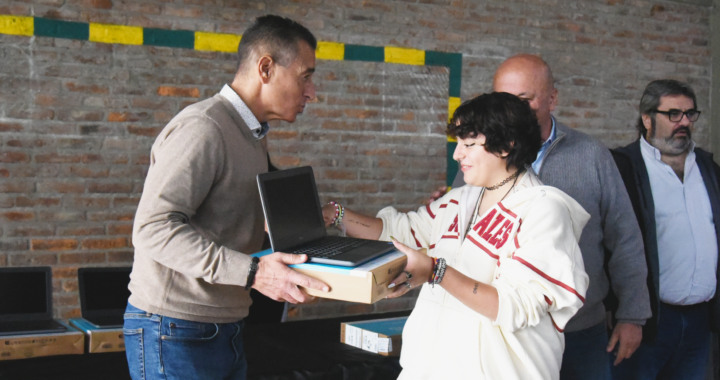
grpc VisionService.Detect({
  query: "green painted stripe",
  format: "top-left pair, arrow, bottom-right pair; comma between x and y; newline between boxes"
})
34,17 -> 88,40
144,28 -> 194,49
446,142 -> 458,187
344,44 -> 384,62
425,51 -> 462,97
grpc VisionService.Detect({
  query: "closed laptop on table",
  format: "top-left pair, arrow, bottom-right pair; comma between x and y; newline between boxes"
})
78,267 -> 132,329
0,266 -> 67,336
257,166 -> 394,267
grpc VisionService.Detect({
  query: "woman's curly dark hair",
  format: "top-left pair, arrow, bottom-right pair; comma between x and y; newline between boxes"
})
447,92 -> 542,171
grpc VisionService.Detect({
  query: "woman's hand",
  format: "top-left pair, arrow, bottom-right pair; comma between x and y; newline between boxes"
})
322,203 -> 336,227
386,238 -> 434,299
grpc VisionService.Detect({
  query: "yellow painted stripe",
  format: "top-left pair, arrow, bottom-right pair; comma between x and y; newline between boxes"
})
89,23 -> 143,45
0,15 -> 33,36
316,41 -> 344,61
194,31 -> 241,53
447,135 -> 457,143
447,97 -> 462,123
384,46 -> 425,65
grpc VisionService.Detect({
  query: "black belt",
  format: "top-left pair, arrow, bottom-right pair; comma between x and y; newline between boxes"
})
661,301 -> 708,312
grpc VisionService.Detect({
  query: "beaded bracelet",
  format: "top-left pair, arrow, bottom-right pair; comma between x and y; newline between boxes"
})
329,201 -> 340,223
427,257 -> 447,287
334,203 -> 344,227
428,257 -> 438,284
328,201 -> 344,228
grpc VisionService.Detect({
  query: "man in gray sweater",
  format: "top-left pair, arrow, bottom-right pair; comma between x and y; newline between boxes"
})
450,55 -> 651,379
124,15 -> 328,380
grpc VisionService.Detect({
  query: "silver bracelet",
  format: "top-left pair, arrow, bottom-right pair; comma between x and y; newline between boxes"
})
433,258 -> 447,285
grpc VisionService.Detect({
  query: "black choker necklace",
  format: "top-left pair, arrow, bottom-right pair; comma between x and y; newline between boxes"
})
486,170 -> 522,191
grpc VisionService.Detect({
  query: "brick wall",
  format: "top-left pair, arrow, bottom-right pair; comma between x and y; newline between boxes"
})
0,0 -> 712,321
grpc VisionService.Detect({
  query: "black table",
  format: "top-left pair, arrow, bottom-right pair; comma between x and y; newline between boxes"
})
0,311 -> 409,380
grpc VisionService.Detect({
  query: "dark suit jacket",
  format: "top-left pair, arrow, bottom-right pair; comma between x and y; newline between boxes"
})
610,140 -> 720,341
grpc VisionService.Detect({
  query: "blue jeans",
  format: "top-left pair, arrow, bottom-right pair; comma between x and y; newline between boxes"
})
560,321 -> 611,380
611,302 -> 710,380
123,303 -> 247,380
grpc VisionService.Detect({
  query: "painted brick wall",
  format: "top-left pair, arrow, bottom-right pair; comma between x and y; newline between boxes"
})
0,0 -> 711,321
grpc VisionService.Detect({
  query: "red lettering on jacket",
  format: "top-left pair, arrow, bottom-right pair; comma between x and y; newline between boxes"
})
481,214 -> 505,242
488,220 -> 511,246
496,221 -> 514,248
447,215 -> 458,233
441,215 -> 459,240
473,209 -> 496,235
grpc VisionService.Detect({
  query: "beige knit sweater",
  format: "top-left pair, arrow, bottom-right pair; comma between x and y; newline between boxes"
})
129,94 -> 268,323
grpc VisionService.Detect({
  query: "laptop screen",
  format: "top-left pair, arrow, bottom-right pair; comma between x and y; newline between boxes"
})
258,166 -> 327,251
79,267 -> 131,317
264,174 -> 323,238
0,267 -> 52,322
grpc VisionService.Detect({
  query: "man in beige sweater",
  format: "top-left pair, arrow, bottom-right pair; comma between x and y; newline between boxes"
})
123,15 -> 328,380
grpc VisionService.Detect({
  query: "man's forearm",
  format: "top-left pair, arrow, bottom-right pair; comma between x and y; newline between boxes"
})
133,213 -> 251,287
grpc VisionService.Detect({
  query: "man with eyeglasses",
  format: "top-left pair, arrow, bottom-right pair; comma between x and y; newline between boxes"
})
611,79 -> 720,379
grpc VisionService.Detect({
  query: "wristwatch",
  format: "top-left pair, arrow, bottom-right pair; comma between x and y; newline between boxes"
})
245,257 -> 260,290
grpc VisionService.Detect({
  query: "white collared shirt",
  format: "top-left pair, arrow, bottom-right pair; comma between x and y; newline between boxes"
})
219,84 -> 269,139
640,136 -> 718,305
531,117 -> 557,175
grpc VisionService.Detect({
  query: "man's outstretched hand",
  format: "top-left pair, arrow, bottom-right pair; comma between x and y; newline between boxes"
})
253,252 -> 329,304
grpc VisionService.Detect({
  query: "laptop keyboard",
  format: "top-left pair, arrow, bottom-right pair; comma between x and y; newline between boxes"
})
292,237 -> 372,259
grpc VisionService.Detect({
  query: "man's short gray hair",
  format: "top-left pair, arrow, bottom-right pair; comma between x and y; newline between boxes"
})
236,15 -> 316,72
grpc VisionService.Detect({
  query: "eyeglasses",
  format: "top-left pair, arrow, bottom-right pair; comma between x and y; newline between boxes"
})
652,109 -> 701,122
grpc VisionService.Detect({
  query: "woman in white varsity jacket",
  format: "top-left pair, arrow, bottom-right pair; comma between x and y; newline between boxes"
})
324,93 -> 590,380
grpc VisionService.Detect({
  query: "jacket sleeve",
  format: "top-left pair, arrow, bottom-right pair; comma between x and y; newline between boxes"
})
493,196 -> 589,332
597,146 -> 652,324
132,115 -> 252,287
376,193 -> 449,249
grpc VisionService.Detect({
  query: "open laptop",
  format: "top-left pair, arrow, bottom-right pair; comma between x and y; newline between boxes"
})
257,166 -> 394,267
0,267 -> 67,336
78,267 -> 132,329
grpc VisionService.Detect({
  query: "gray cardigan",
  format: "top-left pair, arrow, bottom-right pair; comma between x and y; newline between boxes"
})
453,121 -> 651,332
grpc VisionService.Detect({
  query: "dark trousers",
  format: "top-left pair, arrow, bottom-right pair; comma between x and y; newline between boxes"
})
612,302 -> 711,380
561,321 -> 611,380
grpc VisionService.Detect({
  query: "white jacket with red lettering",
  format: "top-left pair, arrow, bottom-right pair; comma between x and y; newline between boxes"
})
377,172 -> 590,380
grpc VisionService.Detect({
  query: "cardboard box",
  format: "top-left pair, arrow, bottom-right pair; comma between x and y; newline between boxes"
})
0,321 -> 84,361
341,316 -> 408,356
69,318 -> 125,353
252,249 -> 407,304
